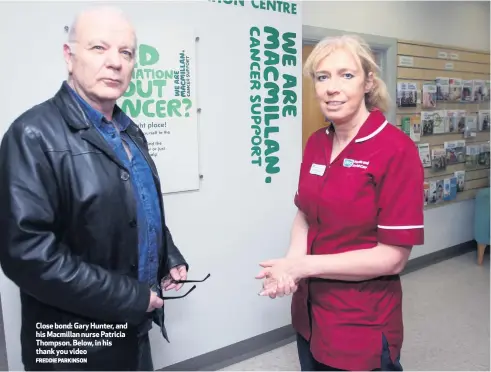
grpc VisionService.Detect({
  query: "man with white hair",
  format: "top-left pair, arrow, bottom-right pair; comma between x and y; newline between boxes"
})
0,6 -> 190,371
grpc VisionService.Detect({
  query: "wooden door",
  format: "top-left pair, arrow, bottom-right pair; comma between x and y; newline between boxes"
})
302,44 -> 328,152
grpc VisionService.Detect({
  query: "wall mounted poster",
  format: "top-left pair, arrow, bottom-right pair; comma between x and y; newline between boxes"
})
118,28 -> 199,194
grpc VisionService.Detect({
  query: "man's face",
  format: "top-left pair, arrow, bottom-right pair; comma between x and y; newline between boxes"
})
64,13 -> 136,107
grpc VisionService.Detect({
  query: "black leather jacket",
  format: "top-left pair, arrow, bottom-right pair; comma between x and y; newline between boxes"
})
0,83 -> 188,370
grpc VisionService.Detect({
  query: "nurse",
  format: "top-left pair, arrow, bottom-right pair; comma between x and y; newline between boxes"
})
256,35 -> 424,371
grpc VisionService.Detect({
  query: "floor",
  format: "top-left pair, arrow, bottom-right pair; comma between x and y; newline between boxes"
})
222,251 -> 490,371
0,297 -> 7,371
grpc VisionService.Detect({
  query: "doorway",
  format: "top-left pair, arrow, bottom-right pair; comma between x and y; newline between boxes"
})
301,43 -> 327,152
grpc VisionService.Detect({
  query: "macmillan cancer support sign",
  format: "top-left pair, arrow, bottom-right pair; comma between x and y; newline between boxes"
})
249,25 -> 298,184
122,45 -> 194,120
118,28 -> 199,194
210,0 -> 300,185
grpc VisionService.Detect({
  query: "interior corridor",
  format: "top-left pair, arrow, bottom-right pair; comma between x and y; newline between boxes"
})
222,251 -> 490,371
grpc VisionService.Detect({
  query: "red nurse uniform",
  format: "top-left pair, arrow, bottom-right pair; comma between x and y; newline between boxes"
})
292,109 -> 424,371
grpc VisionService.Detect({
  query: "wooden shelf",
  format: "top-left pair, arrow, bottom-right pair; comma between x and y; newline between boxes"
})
396,39 -> 490,210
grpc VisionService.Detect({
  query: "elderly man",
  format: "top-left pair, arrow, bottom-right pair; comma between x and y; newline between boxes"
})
0,6 -> 189,371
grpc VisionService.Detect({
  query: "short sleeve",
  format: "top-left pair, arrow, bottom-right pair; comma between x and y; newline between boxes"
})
293,131 -> 318,211
376,143 -> 425,246
294,180 -> 301,208
294,160 -> 307,209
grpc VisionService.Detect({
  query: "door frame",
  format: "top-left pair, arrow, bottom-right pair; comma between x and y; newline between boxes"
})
302,25 -> 398,126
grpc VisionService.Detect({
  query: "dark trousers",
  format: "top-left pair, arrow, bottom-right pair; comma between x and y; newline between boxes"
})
296,333 -> 403,371
137,332 -> 154,371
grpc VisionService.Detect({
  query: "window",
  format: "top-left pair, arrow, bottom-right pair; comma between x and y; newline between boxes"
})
373,49 -> 385,75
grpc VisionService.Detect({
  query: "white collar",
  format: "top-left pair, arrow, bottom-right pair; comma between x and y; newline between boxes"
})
325,120 -> 389,143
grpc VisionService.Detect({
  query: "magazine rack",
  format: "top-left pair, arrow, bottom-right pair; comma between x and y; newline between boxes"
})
395,39 -> 490,209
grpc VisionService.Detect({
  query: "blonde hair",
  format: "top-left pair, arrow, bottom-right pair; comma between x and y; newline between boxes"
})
304,35 -> 390,113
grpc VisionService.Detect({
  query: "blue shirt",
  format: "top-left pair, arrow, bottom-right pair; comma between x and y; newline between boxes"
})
66,82 -> 162,289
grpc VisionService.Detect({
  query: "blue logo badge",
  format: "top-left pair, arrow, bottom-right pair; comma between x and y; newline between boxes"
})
343,158 -> 354,167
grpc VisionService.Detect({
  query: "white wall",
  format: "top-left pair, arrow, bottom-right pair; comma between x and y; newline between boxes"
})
303,1 -> 490,52
0,1 -> 302,370
303,0 -> 489,258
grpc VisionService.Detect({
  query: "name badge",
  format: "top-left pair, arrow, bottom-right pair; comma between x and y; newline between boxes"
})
310,163 -> 326,176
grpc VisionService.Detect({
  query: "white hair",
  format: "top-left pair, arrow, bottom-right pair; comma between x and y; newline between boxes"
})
66,5 -> 137,54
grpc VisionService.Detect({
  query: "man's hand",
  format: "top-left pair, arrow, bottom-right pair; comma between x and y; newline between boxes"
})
161,264 -> 188,291
147,291 -> 163,312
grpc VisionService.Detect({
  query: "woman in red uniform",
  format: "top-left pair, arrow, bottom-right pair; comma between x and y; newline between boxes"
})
256,35 -> 424,371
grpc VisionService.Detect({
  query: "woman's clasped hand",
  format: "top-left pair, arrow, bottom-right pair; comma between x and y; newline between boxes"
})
255,256 -> 303,298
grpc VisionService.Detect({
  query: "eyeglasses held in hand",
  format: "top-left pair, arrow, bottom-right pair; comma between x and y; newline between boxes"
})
159,273 -> 211,300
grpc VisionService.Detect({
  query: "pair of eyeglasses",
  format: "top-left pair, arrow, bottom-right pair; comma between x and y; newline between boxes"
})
159,273 -> 211,300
